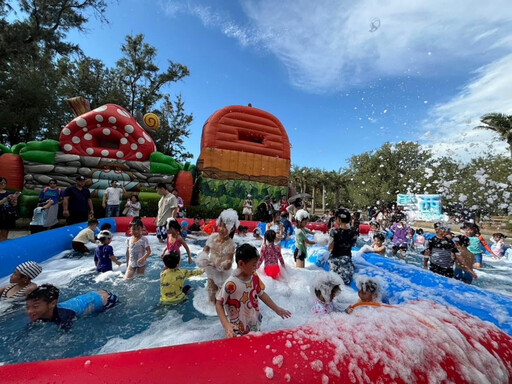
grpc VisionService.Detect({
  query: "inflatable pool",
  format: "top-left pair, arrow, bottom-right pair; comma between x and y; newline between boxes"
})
2,300 -> 511,383
355,252 -> 512,336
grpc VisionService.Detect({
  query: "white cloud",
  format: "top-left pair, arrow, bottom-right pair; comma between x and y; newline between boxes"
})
419,54 -> 512,160
161,0 -> 512,92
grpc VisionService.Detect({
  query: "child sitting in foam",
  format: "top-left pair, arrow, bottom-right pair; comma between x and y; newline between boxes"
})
357,233 -> 386,256
345,277 -> 381,314
311,272 -> 343,315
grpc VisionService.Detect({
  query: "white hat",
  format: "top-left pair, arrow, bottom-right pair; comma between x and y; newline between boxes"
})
98,230 -> 113,240
295,209 -> 310,222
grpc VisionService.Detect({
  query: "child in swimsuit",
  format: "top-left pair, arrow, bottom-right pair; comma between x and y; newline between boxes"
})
94,230 -> 122,273
25,284 -> 118,330
125,220 -> 151,279
160,219 -> 192,265
490,233 -> 506,258
0,261 -> 42,301
357,233 -> 386,256
345,277 -> 381,314
311,272 -> 343,315
257,230 -> 286,279
463,222 -> 497,268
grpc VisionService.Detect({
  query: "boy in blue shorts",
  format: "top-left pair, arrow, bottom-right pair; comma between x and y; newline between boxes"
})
25,284 -> 118,330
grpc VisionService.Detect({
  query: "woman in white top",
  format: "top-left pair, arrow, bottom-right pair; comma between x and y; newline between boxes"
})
124,195 -> 141,217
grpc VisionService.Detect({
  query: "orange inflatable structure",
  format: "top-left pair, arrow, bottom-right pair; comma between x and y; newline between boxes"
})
197,105 -> 291,186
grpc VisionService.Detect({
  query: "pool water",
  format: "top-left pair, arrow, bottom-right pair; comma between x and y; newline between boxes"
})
0,232 -> 511,365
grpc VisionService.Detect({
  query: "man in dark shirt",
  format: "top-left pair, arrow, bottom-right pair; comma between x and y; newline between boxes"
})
63,175 -> 94,225
26,284 -> 118,330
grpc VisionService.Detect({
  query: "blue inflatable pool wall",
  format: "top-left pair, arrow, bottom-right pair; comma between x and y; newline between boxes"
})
0,218 -> 116,278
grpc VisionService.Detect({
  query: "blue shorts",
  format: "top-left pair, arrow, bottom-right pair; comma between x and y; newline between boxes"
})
156,225 -> 168,240
453,268 -> 473,284
474,253 -> 483,265
58,292 -> 104,317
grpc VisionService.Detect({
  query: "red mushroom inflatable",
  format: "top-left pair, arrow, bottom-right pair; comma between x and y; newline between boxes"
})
59,104 -> 156,161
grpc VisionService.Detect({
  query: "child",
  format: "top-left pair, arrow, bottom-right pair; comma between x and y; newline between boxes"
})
25,284 -> 118,330
29,200 -> 54,234
257,230 -> 286,279
94,230 -> 122,273
124,195 -> 141,217
345,277 -> 380,314
328,208 -> 357,284
201,209 -> 238,303
201,218 -> 216,235
280,212 -> 294,241
266,211 -> 283,240
125,220 -> 151,279
180,221 -> 191,239
252,227 -> 262,240
216,244 -> 291,337
71,219 -> 98,253
414,228 -> 426,250
490,233 -> 507,258
357,233 -> 386,256
160,251 -> 204,305
463,222 -> 497,268
452,235 -> 479,284
311,272 -> 343,315
390,220 -> 412,258
100,222 -> 112,231
160,219 -> 192,265
294,209 -> 316,268
367,221 -> 380,241
189,216 -> 203,233
242,194 -> 253,221
237,225 -> 249,237
0,261 -> 42,301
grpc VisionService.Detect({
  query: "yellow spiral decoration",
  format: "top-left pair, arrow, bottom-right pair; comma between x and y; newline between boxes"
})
143,113 -> 161,131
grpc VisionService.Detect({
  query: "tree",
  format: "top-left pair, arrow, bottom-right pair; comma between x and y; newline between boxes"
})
0,0 -> 109,145
475,113 -> 512,157
116,34 -> 189,115
152,94 -> 193,162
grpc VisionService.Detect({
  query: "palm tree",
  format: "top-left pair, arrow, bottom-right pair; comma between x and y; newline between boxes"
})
475,113 -> 512,157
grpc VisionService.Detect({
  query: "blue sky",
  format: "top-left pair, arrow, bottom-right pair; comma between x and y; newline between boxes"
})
67,0 -> 512,170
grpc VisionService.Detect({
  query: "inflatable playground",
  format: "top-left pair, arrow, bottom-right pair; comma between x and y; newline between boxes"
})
1,101 -> 512,383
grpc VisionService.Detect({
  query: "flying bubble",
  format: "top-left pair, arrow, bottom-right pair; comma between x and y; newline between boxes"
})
370,18 -> 381,32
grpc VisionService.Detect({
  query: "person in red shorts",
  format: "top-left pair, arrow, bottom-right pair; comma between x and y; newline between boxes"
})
257,230 -> 286,279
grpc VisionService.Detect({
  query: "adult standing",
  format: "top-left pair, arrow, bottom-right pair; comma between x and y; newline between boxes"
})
257,195 -> 274,223
154,183 -> 177,243
0,177 -> 20,242
63,175 -> 94,225
102,180 -> 126,218
38,178 -> 62,229
286,198 -> 303,222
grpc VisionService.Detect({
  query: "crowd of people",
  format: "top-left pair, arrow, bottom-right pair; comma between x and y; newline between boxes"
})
1,176 -> 510,338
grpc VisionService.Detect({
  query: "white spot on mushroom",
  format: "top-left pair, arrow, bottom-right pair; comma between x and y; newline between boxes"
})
82,128 -> 88,132
143,132 -> 152,141
63,144 -> 73,152
101,150 -> 109,157
76,118 -> 87,128
84,134 -> 93,141
120,138 -> 128,145
86,148 -> 94,155
130,143 -> 138,150
108,116 -> 116,124
117,108 -> 130,117
124,124 -> 134,134
72,136 -> 80,144
97,124 -> 101,128
136,152 -> 143,159
103,128 -> 111,136
112,126 -> 117,130
138,138 -> 145,145
94,106 -> 108,112
95,115 -> 104,122
62,128 -> 71,136
125,133 -> 129,137
116,151 -> 124,158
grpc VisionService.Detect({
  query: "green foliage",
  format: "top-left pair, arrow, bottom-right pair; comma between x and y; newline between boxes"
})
0,143 -> 11,154
475,113 -> 512,157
